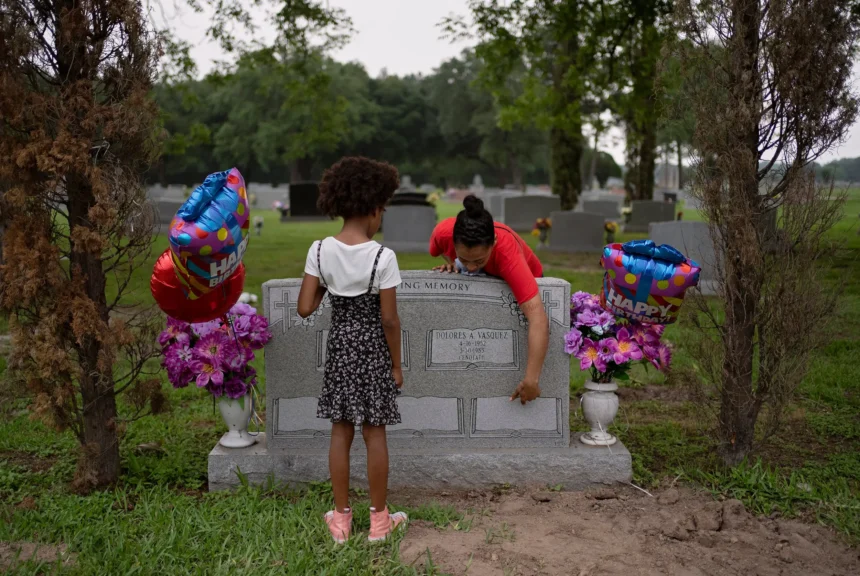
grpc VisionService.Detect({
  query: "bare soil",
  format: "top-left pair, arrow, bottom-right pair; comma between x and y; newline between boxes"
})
396,486 -> 859,576
0,541 -> 76,571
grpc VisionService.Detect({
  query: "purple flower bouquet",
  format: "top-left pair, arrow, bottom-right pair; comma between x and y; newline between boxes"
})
565,291 -> 672,384
159,303 -> 272,400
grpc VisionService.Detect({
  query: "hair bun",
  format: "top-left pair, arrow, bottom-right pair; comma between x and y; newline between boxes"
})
463,194 -> 485,217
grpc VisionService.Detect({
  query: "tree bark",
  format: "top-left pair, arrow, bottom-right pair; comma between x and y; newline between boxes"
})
718,0 -> 764,465
637,120 -> 657,200
291,156 -> 313,182
588,130 -> 600,190
551,126 -> 583,210
66,174 -> 120,487
676,140 -> 684,190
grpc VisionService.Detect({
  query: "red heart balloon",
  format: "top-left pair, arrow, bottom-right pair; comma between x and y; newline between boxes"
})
150,249 -> 245,323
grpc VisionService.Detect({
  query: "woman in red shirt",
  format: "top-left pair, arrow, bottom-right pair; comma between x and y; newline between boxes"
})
429,195 -> 548,404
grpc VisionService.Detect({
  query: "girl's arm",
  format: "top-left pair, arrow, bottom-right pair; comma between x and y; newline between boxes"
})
379,287 -> 403,388
297,274 -> 327,318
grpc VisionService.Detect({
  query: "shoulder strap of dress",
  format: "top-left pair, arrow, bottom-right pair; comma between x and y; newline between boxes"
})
367,246 -> 386,293
316,240 -> 327,287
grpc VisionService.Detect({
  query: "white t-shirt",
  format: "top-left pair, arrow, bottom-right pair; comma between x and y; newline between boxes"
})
304,238 -> 401,297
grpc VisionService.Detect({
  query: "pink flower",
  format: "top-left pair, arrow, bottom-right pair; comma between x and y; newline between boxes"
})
576,339 -> 607,372
598,338 -> 618,365
229,303 -> 256,316
159,318 -> 191,347
630,323 -> 663,346
643,343 -> 672,371
192,359 -> 224,388
564,330 -> 583,355
613,328 -> 643,364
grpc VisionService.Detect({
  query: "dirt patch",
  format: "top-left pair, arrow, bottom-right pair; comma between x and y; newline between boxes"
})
615,384 -> 694,403
0,541 -> 76,571
0,450 -> 57,473
397,486 -> 859,576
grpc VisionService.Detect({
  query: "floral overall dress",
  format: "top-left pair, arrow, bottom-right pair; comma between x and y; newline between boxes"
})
315,241 -> 401,426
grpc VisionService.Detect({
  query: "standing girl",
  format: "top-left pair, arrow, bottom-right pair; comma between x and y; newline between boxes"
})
297,157 -> 407,544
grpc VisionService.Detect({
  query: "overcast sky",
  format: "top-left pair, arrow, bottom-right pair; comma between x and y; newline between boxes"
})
160,0 -> 860,165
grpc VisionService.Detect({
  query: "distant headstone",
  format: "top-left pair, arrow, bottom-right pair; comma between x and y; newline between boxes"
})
484,190 -> 520,221
208,272 -> 632,490
582,200 -> 622,221
400,175 -> 415,190
389,191 -> 432,207
501,196 -> 561,231
626,201 -> 676,233
282,182 -> 325,221
649,221 -> 718,295
547,211 -> 606,253
156,198 -> 184,235
420,184 -> 436,193
382,205 -> 437,253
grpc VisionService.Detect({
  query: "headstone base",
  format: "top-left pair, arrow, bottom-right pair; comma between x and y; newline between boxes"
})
279,215 -> 330,223
208,433 -> 632,492
381,241 -> 429,253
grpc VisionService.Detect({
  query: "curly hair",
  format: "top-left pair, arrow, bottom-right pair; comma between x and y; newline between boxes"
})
317,156 -> 400,219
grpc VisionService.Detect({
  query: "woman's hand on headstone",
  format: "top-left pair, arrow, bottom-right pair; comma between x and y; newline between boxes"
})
510,378 -> 541,405
432,262 -> 456,273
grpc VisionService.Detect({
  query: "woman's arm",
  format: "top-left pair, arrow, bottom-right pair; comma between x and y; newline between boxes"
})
297,274 -> 327,318
379,287 -> 403,387
511,295 -> 548,404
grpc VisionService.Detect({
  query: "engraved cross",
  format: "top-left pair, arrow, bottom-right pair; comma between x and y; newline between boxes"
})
272,290 -> 297,334
542,289 -> 562,334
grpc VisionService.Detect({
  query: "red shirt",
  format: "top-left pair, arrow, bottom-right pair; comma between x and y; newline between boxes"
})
429,218 -> 544,304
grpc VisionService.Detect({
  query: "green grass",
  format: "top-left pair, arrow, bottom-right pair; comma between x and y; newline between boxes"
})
1,193 -> 859,573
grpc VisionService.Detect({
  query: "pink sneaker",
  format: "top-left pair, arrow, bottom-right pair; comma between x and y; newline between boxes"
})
324,508 -> 352,544
368,507 -> 408,542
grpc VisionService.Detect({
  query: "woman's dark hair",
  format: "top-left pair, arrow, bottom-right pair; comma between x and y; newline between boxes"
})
317,156 -> 399,219
453,195 -> 495,247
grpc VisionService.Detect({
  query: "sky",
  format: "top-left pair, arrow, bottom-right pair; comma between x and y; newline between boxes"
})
161,0 -> 860,165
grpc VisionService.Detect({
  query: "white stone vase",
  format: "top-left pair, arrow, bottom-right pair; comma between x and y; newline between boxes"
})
580,381 -> 619,446
218,393 -> 256,448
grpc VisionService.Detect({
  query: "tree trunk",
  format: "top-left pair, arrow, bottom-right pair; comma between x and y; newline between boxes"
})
55,0 -> 120,487
637,121 -> 657,200
510,152 -> 524,189
588,130 -> 600,190
291,156 -> 313,182
717,0 -> 765,465
550,35 -> 583,210
67,175 -> 120,487
676,140 -> 684,190
551,126 -> 583,210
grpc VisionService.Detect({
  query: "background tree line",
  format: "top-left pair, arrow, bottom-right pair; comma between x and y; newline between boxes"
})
152,48 -> 625,190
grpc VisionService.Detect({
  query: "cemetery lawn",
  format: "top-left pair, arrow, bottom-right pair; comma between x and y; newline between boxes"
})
1,195 -> 858,573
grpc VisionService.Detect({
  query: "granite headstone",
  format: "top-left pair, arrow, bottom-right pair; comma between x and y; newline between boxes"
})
208,272 -> 632,490
649,221 -> 718,295
501,195 -> 561,231
283,182 -> 324,221
156,198 -> 184,235
626,201 -> 677,233
582,200 -> 622,221
382,205 -> 437,253
547,211 -> 606,253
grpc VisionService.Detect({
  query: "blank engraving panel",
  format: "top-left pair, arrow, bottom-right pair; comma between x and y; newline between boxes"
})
276,397 -> 463,438
389,397 -> 464,437
471,397 -> 562,437
277,397 -> 330,436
